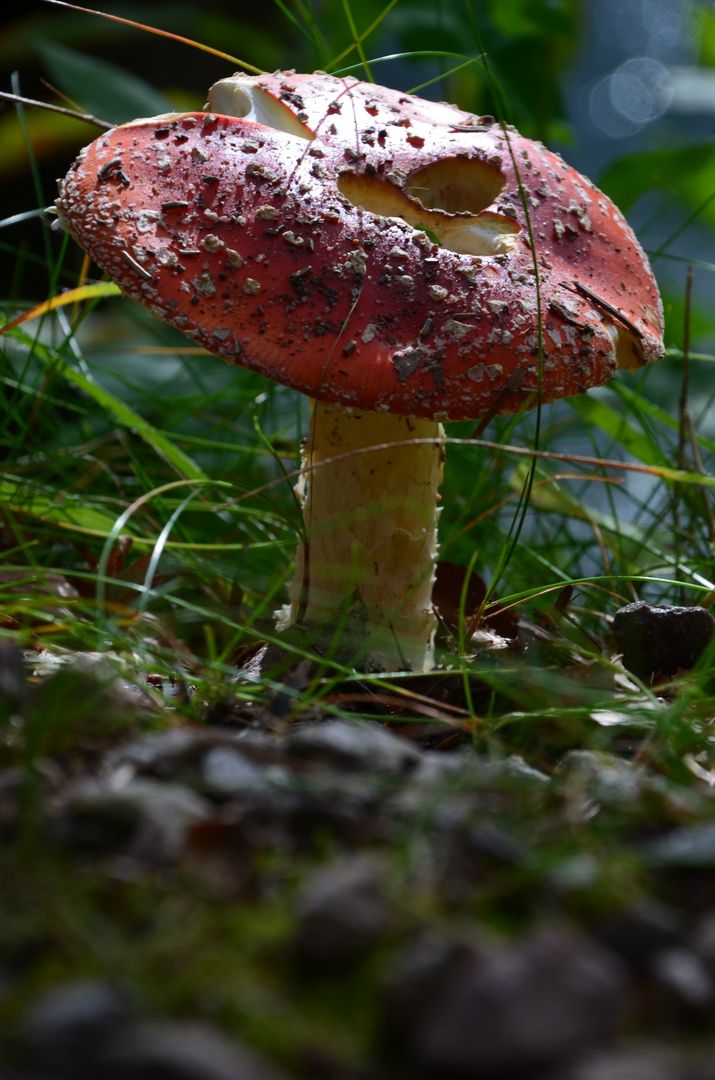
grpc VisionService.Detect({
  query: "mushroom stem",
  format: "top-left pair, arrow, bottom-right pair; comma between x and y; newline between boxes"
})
280,401 -> 445,671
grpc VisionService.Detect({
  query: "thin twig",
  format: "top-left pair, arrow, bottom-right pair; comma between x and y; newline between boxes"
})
0,89 -> 112,129
675,266 -> 693,603
678,266 -> 693,473
39,0 -> 260,72
686,410 -> 715,544
39,78 -> 84,113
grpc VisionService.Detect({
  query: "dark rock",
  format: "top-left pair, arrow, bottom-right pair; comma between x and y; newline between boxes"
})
284,720 -> 421,776
688,1045 -> 715,1080
385,925 -> 627,1076
435,822 -> 526,905
200,745 -> 274,795
190,781 -> 381,860
591,901 -> 685,974
460,822 -> 523,865
384,935 -> 479,1028
557,750 -> 642,807
650,947 -> 715,1012
86,1020 -> 289,1080
409,750 -> 550,791
57,778 -> 211,862
104,728 -> 217,778
0,641 -> 26,720
19,979 -> 289,1080
646,822 -> 715,869
404,752 -> 550,807
20,982 -> 287,1080
491,753 -> 551,786
103,728 -> 286,785
406,751 -> 469,786
0,1072 -> 55,1079
612,601 -> 714,682
295,1044 -> 386,1080
295,855 -> 390,962
274,787 -> 381,848
21,979 -> 129,1074
0,767 -> 23,837
692,908 -> 715,971
556,1042 -> 685,1080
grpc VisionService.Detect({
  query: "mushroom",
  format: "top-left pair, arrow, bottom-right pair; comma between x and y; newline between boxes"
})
55,72 -> 665,672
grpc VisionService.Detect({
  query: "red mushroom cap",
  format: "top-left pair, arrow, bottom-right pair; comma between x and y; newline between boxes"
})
56,73 -> 664,422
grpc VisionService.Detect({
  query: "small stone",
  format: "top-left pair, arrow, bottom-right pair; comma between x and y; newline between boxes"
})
557,1042 -> 685,1080
22,979 -> 129,1072
0,766 -> 22,837
557,750 -> 642,807
612,601 -> 714,682
0,641 -> 26,719
284,720 -> 421,776
689,1044 -> 715,1080
21,988 -> 288,1080
200,746 -> 270,795
647,822 -> 715,869
295,855 -> 389,962
650,946 -> 715,1010
385,925 -> 627,1074
409,751 -> 474,786
692,908 -> 715,963
91,1020 -> 289,1080
383,934 -> 474,1035
104,728 -> 212,778
496,754 -> 551,786
591,901 -> 684,974
412,752 -> 549,791
59,778 -> 211,862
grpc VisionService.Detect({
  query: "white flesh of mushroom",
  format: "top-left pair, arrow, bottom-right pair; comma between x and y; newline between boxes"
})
276,404 -> 445,671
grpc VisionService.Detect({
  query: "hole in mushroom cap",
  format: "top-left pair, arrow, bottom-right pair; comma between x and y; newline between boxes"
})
405,157 -> 505,214
605,322 -> 647,372
207,77 -> 314,141
337,172 -> 519,258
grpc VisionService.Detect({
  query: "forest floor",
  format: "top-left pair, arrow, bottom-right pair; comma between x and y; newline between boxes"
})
3,600 -> 715,1080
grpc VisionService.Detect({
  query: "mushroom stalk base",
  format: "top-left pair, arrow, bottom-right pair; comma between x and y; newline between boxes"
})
280,402 -> 445,672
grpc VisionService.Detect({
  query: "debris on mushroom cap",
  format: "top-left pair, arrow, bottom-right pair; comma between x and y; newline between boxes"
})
56,73 -> 665,423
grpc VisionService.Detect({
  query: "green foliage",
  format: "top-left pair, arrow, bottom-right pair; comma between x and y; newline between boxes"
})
599,143 -> 715,242
35,41 -> 176,126
695,1 -> 715,68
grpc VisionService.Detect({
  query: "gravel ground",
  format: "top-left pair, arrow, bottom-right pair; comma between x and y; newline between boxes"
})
3,641 -> 715,1079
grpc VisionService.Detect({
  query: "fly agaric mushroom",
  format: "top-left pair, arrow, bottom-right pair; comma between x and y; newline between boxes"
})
55,72 -> 664,672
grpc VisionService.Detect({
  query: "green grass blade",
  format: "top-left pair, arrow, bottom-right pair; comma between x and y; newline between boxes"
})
2,317 -> 208,482
0,475 -> 136,537
568,395 -> 669,467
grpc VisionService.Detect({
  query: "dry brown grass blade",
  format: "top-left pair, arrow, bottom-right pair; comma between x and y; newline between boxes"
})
40,0 -> 262,73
